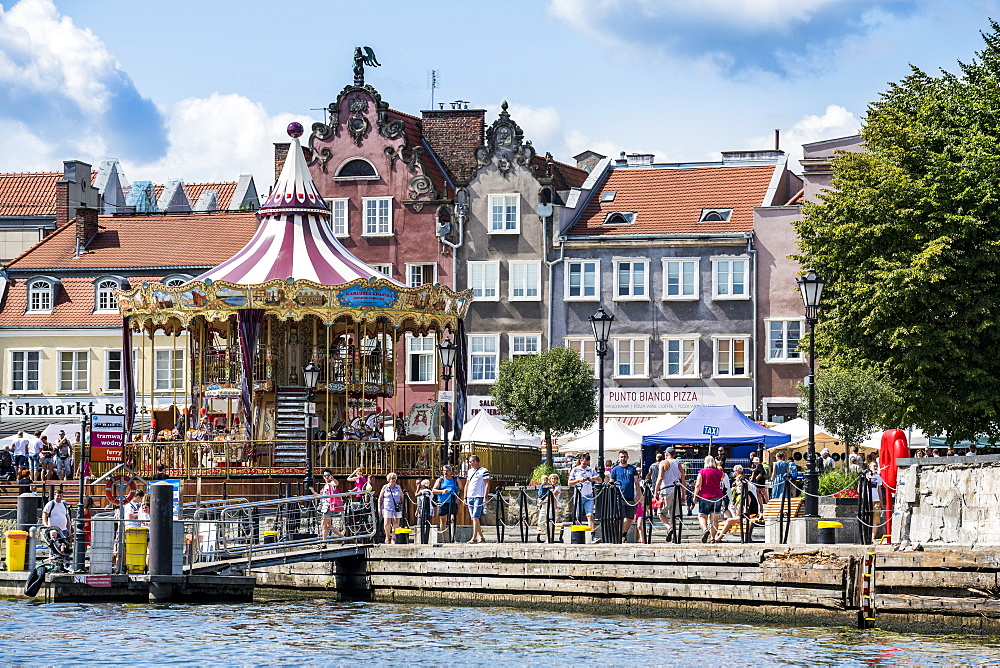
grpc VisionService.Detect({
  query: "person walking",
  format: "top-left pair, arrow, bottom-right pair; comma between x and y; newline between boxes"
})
55,431 -> 73,480
378,472 -> 404,544
716,465 -> 747,542
750,457 -> 769,513
694,455 -> 727,543
609,450 -> 640,542
39,436 -> 55,481
536,474 -> 561,542
28,431 -> 43,481
568,453 -> 600,536
654,448 -> 686,541
310,469 -> 345,541
464,455 -> 490,544
12,431 -> 29,473
771,452 -> 790,500
42,488 -> 73,546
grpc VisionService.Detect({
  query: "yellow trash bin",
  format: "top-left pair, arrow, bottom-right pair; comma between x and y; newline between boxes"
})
5,530 -> 29,571
124,526 -> 149,574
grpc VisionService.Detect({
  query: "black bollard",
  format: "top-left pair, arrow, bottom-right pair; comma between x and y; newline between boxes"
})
17,492 -> 41,532
148,482 -> 174,576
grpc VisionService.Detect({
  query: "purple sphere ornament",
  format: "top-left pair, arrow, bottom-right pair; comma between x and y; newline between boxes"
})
287,122 -> 304,138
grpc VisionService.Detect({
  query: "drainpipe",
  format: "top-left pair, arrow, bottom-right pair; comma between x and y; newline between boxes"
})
747,232 -> 759,420
438,188 -> 468,291
544,219 -> 567,349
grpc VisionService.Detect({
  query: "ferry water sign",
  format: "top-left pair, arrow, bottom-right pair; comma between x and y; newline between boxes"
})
90,414 -> 126,463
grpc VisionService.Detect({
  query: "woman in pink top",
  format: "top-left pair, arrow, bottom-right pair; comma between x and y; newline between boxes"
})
694,455 -> 727,543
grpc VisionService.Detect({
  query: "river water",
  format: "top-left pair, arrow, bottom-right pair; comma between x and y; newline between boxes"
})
2,599 -> 999,666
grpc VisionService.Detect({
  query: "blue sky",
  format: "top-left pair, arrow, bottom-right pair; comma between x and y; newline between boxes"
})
1,0 -> 997,185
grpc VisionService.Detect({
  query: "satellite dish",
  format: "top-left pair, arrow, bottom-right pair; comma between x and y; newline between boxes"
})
536,203 -> 554,218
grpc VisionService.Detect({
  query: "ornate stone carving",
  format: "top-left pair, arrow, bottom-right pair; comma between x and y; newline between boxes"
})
471,100 -> 538,180
309,84 -> 406,171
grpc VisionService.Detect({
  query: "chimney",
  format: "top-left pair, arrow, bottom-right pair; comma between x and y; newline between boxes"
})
573,150 -> 606,173
274,142 -> 290,182
421,107 -> 486,184
75,207 -> 99,253
625,153 -> 654,166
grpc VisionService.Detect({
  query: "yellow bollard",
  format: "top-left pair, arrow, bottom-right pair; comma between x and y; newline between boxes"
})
124,527 -> 149,574
4,530 -> 30,571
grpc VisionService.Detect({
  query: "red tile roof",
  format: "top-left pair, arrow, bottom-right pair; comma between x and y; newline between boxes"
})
388,109 -> 450,199
0,275 -> 165,327
151,181 -> 240,210
0,171 -> 61,216
530,155 -> 589,191
5,211 -> 258,270
568,164 -> 778,236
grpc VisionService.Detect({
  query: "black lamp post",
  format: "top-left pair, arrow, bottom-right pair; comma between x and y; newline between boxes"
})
797,269 -> 825,517
72,408 -> 89,572
302,361 -> 320,493
589,306 -> 614,480
437,339 -> 457,467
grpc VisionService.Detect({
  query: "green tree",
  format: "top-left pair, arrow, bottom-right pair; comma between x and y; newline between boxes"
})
795,22 -> 1000,442
490,346 -> 597,464
799,366 -> 894,449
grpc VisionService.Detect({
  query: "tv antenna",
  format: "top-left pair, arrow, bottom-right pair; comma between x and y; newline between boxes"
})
427,69 -> 440,109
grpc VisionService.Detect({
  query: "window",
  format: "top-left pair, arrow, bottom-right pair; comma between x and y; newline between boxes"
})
768,319 -> 803,362
106,350 -> 123,392
614,337 -> 648,378
469,335 -> 500,382
600,191 -> 617,203
325,198 -> 349,236
369,263 -> 393,278
27,279 -> 53,312
488,194 -> 519,233
713,257 -> 749,300
565,338 -> 597,376
468,261 -> 499,301
362,197 -> 392,236
9,351 -> 40,392
511,334 -> 541,357
336,158 -> 377,178
406,334 -> 436,383
509,261 -> 541,300
714,336 -> 750,377
615,260 -> 648,300
604,212 -> 636,225
406,263 -> 436,287
700,209 -> 732,222
95,280 -> 119,312
162,275 -> 189,287
662,258 -> 699,300
154,349 -> 185,391
662,336 -> 699,377
58,351 -> 88,392
566,260 -> 599,300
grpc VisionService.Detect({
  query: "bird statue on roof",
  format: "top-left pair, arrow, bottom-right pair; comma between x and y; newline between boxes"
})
353,46 -> 381,86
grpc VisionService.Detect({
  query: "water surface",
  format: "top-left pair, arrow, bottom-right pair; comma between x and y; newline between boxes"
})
1,599 -> 998,666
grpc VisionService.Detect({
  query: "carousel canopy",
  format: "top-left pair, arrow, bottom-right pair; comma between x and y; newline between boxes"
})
197,124 -> 401,286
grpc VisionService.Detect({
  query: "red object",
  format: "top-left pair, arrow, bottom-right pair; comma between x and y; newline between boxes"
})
200,407 -> 207,417
150,418 -> 157,430
879,429 -> 909,543
104,475 -> 138,505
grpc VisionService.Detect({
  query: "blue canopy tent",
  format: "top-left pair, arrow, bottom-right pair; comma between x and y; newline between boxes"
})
641,405 -> 791,473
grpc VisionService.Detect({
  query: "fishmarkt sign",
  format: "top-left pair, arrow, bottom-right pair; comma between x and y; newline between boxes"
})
0,396 -> 125,419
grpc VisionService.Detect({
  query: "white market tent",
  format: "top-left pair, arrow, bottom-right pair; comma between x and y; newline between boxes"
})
560,419 -> 644,462
460,410 -> 539,447
630,414 -> 685,436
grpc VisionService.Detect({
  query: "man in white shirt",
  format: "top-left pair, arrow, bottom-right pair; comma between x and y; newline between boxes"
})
12,431 -> 29,471
569,453 -> 600,533
464,455 -> 490,544
28,431 -> 43,481
42,489 -> 73,541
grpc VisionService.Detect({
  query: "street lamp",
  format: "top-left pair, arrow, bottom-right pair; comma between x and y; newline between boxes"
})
437,339 -> 457,466
303,361 -> 320,493
797,269 -> 825,517
589,306 -> 614,480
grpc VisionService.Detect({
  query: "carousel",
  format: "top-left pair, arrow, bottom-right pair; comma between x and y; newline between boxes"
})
114,123 -> 472,480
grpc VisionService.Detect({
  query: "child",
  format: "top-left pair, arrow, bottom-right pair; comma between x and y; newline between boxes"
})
536,474 -> 561,542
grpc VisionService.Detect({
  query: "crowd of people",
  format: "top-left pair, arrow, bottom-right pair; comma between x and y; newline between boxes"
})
1,430 -> 79,482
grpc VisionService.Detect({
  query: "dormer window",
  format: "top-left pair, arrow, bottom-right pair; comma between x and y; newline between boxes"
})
96,280 -> 119,312
162,275 -> 191,287
700,209 -> 732,222
26,278 -> 56,313
604,212 -> 636,225
601,192 -> 617,203
335,158 -> 378,179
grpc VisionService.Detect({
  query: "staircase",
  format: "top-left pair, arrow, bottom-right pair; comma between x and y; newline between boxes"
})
273,387 -> 309,467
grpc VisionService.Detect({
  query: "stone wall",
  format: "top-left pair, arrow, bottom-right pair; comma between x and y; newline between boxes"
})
895,454 -> 1000,546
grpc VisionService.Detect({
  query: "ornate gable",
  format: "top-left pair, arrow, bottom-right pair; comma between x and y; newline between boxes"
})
472,101 -> 539,180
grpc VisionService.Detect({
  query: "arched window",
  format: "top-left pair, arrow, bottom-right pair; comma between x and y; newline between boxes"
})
604,212 -> 636,225
162,275 -> 191,287
336,159 -> 377,178
96,280 -> 119,311
27,280 -> 52,312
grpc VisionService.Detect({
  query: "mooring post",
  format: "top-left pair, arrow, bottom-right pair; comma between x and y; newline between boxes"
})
17,492 -> 41,532
148,482 -> 174,576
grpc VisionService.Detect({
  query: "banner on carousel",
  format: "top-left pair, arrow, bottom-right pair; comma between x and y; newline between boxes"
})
90,413 -> 126,463
336,285 -> 399,308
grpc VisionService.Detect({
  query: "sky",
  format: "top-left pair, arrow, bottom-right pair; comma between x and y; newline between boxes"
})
1,0 -> 998,187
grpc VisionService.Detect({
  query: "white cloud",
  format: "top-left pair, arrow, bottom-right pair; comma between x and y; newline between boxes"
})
750,104 -> 861,170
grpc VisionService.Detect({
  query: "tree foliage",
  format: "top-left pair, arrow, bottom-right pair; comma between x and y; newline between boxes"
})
794,21 -> 1000,442
490,346 -> 597,463
799,366 -> 894,449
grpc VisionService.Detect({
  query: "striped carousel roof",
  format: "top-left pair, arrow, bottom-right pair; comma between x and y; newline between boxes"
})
197,122 -> 401,286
